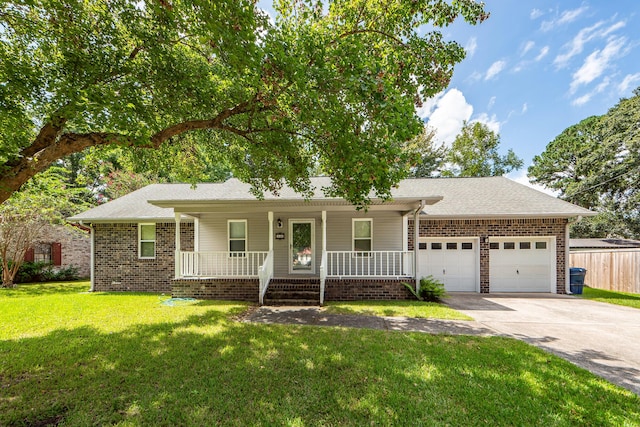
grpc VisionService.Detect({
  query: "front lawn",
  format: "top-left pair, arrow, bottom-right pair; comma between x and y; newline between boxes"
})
1,282 -> 639,426
324,299 -> 472,320
579,286 -> 640,309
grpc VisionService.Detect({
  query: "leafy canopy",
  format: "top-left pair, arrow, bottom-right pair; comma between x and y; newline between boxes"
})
528,88 -> 640,238
0,0 -> 488,207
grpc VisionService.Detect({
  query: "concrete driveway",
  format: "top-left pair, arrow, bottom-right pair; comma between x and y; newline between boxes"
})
445,293 -> 640,395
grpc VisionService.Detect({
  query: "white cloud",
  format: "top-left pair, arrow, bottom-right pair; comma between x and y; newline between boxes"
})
569,36 -> 627,93
485,60 -> 506,80
465,37 -> 478,58
572,94 -> 592,106
487,96 -> 496,109
535,46 -> 550,61
420,89 -> 473,145
521,41 -> 535,57
554,19 -> 626,69
618,73 -> 640,94
530,8 -> 545,20
467,71 -> 483,82
415,90 -> 445,120
541,5 -> 588,32
521,103 -> 528,114
472,113 -> 501,134
572,77 -> 611,106
508,170 -> 559,196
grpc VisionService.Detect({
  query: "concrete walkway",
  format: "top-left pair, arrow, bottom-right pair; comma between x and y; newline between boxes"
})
244,294 -> 640,396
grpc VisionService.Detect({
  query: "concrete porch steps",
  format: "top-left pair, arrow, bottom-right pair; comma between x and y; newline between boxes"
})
264,278 -> 321,306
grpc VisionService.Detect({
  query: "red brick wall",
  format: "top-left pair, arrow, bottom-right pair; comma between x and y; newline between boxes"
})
324,278 -> 414,301
93,222 -> 194,292
172,278 -> 259,302
409,218 -> 568,293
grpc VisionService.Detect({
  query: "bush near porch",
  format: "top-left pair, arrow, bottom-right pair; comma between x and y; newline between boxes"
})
1,282 -> 639,426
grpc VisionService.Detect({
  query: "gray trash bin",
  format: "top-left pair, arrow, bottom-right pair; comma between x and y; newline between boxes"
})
569,267 -> 587,294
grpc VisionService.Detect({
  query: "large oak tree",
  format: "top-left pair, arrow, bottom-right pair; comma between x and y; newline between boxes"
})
0,0 -> 487,207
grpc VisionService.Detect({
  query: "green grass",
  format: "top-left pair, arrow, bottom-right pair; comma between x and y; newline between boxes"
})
579,286 -> 640,309
324,300 -> 472,320
1,282 -> 639,426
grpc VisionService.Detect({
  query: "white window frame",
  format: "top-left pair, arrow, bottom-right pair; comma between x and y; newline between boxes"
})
138,223 -> 156,259
228,219 -> 247,257
352,218 -> 373,256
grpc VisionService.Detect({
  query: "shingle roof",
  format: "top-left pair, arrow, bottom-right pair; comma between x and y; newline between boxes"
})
69,176 -> 594,222
570,238 -> 640,249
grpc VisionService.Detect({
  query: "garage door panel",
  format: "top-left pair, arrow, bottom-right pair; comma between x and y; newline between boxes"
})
489,237 -> 554,293
418,238 -> 478,292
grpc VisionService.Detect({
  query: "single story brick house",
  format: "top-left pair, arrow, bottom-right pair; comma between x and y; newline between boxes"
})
69,177 -> 593,304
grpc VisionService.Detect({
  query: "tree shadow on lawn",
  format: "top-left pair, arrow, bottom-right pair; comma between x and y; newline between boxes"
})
1,311 -> 639,426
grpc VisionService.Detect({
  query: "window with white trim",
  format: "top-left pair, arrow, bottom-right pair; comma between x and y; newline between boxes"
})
138,224 -> 156,259
228,220 -> 247,257
352,219 -> 372,255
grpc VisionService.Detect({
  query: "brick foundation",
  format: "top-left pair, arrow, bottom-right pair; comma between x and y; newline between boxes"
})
172,278 -> 259,302
409,218 -> 568,293
324,278 -> 414,301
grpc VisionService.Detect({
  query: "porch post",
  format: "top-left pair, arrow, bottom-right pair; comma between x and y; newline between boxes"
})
175,213 -> 181,279
322,211 -> 327,252
268,211 -> 274,252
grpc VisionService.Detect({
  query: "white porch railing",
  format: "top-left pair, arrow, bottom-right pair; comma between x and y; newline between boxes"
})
319,251 -> 327,305
326,251 -> 414,278
258,251 -> 274,305
179,251 -> 269,277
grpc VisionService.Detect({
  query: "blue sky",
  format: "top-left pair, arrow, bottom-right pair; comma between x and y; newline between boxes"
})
417,1 -> 640,189
258,1 -> 640,190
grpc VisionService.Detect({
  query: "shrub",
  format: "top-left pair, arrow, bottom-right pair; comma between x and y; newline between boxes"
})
402,276 -> 446,302
418,276 -> 446,302
15,261 -> 51,283
13,262 -> 80,283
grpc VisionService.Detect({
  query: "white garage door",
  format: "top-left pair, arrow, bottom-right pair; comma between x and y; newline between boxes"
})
418,238 -> 479,292
489,237 -> 556,292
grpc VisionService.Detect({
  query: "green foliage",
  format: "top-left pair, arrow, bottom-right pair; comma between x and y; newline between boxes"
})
408,126 -> 448,177
12,262 -> 80,284
419,275 -> 447,302
443,121 -> 523,177
0,0 -> 488,207
529,88 -> 640,238
402,276 -> 447,302
402,281 -> 421,300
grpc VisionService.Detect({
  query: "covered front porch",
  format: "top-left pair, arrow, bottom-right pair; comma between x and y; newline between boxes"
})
160,198 -> 435,305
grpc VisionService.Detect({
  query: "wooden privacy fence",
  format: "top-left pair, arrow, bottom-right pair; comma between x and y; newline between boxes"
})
570,250 -> 640,294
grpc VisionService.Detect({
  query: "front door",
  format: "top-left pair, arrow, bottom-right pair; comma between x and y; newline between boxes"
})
289,219 -> 315,274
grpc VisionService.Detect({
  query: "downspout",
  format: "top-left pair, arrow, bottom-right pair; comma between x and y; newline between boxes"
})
414,200 -> 426,293
85,222 -> 95,292
565,215 -> 582,294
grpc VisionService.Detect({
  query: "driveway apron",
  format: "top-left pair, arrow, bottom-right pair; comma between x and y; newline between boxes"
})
445,293 -> 640,396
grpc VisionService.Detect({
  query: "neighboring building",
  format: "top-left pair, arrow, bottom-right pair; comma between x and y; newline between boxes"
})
570,238 -> 640,251
25,224 -> 91,278
69,177 -> 594,304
